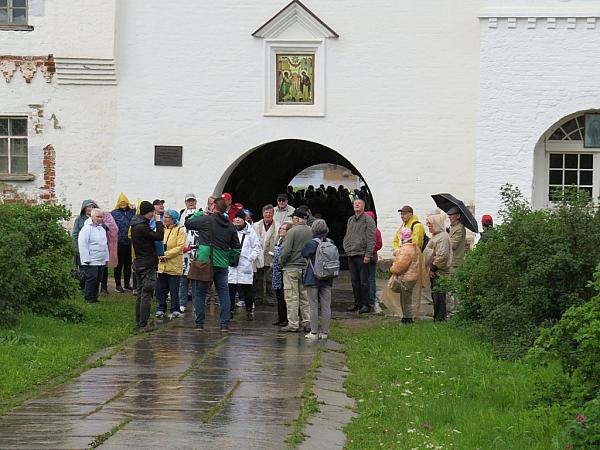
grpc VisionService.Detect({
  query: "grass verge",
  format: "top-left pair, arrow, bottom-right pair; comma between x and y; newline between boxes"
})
330,319 -> 565,450
286,348 -> 322,449
0,294 -> 136,414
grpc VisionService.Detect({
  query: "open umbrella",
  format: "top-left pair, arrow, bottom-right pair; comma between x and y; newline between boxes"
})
431,193 -> 478,232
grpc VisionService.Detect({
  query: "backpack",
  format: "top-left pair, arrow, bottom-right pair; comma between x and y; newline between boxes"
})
309,238 -> 340,280
411,221 -> 429,251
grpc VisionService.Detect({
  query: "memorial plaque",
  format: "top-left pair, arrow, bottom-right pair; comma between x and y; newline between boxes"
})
154,146 -> 182,166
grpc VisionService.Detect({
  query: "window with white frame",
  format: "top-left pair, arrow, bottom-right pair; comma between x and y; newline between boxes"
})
0,0 -> 27,25
543,113 -> 599,202
0,117 -> 28,174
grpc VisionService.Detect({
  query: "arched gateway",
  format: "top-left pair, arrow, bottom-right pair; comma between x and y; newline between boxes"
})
214,139 -> 376,220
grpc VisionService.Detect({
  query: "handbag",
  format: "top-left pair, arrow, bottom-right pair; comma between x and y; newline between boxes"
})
187,218 -> 214,282
387,274 -> 403,293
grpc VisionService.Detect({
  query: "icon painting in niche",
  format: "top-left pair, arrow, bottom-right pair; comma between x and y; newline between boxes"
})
276,54 -> 314,105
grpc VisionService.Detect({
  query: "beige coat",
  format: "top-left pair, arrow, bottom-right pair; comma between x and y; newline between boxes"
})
424,231 -> 452,276
253,219 -> 277,268
390,242 -> 421,282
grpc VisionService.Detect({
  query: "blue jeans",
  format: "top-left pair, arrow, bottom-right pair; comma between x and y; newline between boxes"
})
192,267 -> 230,326
369,261 -> 377,306
179,275 -> 191,309
156,273 -> 180,313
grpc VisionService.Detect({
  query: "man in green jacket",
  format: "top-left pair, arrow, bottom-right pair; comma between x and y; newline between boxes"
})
279,208 -> 313,332
185,198 -> 241,332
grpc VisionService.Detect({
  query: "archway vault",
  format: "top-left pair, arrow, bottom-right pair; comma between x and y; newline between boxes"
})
218,139 -> 375,218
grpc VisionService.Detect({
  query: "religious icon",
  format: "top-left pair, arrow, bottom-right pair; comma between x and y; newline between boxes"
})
276,54 -> 314,105
584,114 -> 600,148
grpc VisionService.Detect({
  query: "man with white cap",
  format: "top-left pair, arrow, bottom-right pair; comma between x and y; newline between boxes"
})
179,193 -> 200,312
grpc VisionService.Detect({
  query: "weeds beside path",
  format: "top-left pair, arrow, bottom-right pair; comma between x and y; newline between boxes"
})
0,294 -> 136,414
331,318 -> 565,449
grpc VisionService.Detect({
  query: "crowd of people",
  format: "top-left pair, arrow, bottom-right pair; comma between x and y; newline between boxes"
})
73,188 -> 493,334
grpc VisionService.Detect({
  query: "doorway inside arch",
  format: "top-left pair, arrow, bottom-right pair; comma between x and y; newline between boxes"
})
218,139 -> 376,247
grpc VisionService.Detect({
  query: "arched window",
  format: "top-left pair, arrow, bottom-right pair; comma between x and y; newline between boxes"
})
534,112 -> 600,207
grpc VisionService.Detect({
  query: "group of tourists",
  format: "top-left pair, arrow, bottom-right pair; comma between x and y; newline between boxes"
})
73,187 -> 492,334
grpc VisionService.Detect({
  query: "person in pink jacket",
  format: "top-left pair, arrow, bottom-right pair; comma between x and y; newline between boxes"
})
99,211 -> 118,294
365,211 -> 383,313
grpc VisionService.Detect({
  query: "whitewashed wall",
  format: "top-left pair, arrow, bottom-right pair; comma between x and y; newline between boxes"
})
477,0 -> 600,219
112,0 -> 480,254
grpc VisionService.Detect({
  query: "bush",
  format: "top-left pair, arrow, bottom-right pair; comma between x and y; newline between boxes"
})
452,185 -> 600,359
528,267 -> 600,406
566,398 -> 600,450
0,202 -> 79,325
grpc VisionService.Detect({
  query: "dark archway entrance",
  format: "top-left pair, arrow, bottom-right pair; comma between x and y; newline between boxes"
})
222,139 -> 375,218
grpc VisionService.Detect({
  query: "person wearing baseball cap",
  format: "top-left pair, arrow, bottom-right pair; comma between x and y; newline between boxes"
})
221,192 -> 244,222
393,205 -> 426,252
480,214 -> 494,243
274,193 -> 295,228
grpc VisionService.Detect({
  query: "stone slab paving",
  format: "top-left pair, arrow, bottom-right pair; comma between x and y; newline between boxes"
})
0,304 -> 319,450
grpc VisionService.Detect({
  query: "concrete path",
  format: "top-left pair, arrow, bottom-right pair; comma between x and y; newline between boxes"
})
0,303 -> 318,450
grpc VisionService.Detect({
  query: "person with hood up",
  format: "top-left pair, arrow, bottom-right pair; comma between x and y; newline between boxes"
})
111,193 -> 135,292
390,228 -> 421,324
78,208 -> 109,303
185,197 -> 241,332
156,210 -> 186,319
365,211 -> 383,314
228,210 -> 262,321
130,201 -> 164,331
424,213 -> 453,321
72,199 -> 99,288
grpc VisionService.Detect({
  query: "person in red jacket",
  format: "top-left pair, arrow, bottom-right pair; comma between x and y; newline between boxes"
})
365,211 -> 383,313
222,192 -> 244,222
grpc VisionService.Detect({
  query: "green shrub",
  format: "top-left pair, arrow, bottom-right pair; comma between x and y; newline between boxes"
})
0,202 -> 79,325
528,269 -> 600,406
452,185 -> 600,359
566,398 -> 600,450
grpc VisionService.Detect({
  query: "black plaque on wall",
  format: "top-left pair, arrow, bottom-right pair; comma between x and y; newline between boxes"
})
154,146 -> 183,167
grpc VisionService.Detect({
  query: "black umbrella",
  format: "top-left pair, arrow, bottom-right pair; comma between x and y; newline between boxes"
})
431,193 -> 478,232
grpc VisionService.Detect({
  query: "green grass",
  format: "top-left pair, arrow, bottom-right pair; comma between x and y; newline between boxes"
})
330,319 -> 566,450
0,294 -> 136,413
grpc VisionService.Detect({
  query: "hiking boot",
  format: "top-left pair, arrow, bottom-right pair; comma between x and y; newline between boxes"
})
346,305 -> 360,312
115,286 -> 125,293
279,325 -> 298,332
304,332 -> 318,341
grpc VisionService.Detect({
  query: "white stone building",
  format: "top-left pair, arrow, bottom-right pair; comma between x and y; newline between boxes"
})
1,0 -> 600,253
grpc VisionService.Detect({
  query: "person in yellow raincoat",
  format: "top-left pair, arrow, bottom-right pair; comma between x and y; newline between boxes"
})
110,192 -> 136,292
156,210 -> 186,318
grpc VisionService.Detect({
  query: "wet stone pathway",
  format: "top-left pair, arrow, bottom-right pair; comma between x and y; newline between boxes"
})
0,303 -> 325,450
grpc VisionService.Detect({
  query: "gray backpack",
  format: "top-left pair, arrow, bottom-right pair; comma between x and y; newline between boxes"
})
309,238 -> 340,280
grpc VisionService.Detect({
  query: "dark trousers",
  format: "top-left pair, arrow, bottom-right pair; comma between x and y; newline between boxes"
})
156,273 -> 180,313
275,288 -> 287,324
253,266 -> 273,301
82,265 -> 104,303
101,264 -> 108,290
114,243 -> 132,288
431,276 -> 447,321
136,268 -> 156,328
348,255 -> 370,308
229,283 -> 254,312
